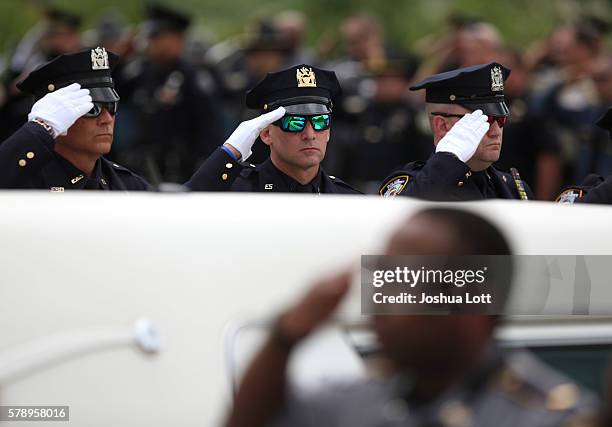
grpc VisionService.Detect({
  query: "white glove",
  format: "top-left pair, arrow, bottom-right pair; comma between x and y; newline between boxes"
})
435,109 -> 490,163
224,107 -> 285,161
28,83 -> 93,138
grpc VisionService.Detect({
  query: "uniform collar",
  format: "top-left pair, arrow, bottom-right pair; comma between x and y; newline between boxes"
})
264,158 -> 323,193
53,153 -> 109,189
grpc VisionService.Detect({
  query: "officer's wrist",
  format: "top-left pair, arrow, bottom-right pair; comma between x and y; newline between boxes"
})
30,118 -> 56,138
269,313 -> 301,352
222,143 -> 242,161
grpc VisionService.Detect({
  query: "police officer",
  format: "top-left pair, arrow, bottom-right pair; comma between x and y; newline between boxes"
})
186,64 -> 360,194
113,3 -> 224,184
379,62 -> 532,201
227,208 -> 596,427
0,47 -> 149,190
556,107 -> 612,204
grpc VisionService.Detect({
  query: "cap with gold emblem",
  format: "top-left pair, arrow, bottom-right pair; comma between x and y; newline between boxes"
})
17,47 -> 120,103
410,62 -> 511,117
245,64 -> 341,115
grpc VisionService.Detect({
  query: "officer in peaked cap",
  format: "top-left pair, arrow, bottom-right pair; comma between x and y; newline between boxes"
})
186,64 -> 361,194
379,62 -> 532,201
112,2 -> 224,184
556,107 -> 612,204
143,2 -> 190,36
0,47 -> 149,190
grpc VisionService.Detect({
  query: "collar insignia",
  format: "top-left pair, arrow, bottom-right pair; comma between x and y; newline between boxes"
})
71,174 -> 84,184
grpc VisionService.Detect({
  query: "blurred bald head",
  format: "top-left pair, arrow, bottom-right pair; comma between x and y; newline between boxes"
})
374,208 -> 512,376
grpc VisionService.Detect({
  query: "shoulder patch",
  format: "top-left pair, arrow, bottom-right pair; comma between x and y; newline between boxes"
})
379,175 -> 410,198
556,188 -> 584,204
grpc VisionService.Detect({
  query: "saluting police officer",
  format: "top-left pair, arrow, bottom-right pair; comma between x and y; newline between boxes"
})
379,62 -> 532,201
186,64 -> 360,194
0,47 -> 149,190
556,107 -> 612,204
227,208 -> 597,427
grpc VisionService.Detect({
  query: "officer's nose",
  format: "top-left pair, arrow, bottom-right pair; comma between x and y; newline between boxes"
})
301,121 -> 316,140
97,108 -> 114,125
487,120 -> 502,137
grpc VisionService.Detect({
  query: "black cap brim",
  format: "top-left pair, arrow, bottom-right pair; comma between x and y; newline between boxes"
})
89,87 -> 120,102
284,103 -> 331,114
459,100 -> 509,117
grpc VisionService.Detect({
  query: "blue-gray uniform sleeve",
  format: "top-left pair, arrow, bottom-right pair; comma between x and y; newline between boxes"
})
382,152 -> 470,199
184,146 -> 246,191
0,122 -> 56,188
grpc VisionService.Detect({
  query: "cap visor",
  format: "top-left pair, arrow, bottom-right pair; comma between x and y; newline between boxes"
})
284,103 -> 331,115
88,87 -> 120,102
459,101 -> 509,117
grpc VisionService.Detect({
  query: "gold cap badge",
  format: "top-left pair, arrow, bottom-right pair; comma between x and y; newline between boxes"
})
296,67 -> 317,88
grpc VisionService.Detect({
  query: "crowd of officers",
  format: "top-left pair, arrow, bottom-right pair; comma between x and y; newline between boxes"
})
1,4 -> 611,201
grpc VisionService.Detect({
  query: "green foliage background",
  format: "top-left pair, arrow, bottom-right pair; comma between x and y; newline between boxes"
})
1,0 -> 610,54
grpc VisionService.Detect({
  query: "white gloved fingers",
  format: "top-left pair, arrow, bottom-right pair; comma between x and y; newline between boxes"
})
223,107 -> 287,161
249,106 -> 286,131
73,100 -> 94,117
54,83 -> 82,96
261,106 -> 286,124
71,94 -> 93,106
475,121 -> 490,138
70,88 -> 91,99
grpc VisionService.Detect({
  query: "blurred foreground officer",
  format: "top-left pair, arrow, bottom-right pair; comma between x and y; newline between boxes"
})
187,65 -> 360,194
379,63 -> 532,201
557,107 -> 612,204
226,208 -> 597,427
0,48 -> 149,190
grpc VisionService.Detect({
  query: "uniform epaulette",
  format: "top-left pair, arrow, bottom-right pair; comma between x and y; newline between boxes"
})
328,175 -> 362,194
108,160 -> 137,175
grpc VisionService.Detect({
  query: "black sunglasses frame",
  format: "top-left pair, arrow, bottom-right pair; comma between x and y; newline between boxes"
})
84,102 -> 119,118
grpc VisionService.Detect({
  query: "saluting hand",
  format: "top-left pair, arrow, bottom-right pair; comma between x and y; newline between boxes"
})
273,271 -> 351,348
28,83 -> 93,138
223,107 -> 285,161
435,109 -> 490,163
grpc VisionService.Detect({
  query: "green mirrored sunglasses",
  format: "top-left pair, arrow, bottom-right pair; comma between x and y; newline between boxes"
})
274,114 -> 331,132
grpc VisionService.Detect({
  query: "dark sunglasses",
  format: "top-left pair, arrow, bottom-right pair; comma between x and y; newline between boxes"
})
430,112 -> 508,128
273,114 -> 331,132
84,102 -> 118,118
